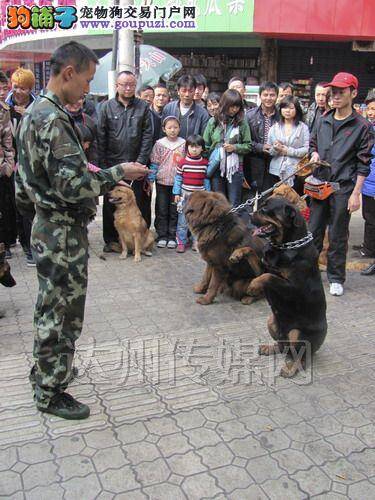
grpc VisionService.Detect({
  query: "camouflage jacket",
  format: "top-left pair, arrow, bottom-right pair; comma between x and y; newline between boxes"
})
0,101 -> 15,178
16,90 -> 125,223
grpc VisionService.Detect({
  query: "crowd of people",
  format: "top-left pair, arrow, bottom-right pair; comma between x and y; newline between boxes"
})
0,41 -> 374,419
1,61 -> 374,281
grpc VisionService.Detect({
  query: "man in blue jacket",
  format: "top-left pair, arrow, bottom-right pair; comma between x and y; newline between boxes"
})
309,73 -> 373,295
162,75 -> 209,140
360,89 -> 375,275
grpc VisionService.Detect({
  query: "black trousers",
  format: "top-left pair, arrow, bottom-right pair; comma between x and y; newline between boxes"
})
16,210 -> 34,252
309,191 -> 351,284
362,194 -> 375,256
0,175 -> 17,247
155,183 -> 177,240
102,179 -> 151,244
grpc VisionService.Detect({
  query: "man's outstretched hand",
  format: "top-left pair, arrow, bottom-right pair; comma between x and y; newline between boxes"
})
121,162 -> 150,180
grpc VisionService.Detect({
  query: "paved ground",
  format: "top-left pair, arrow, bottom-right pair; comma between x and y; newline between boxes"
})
1,211 -> 375,500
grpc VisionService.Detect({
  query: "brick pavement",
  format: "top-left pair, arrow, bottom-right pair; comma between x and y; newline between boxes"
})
1,213 -> 375,499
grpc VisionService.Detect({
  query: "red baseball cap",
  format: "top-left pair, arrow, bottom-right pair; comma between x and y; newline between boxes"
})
324,72 -> 358,89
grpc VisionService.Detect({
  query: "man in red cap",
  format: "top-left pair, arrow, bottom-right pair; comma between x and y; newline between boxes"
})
309,72 -> 374,296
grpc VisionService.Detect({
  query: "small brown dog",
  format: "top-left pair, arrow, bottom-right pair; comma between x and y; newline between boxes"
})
271,184 -> 307,212
109,185 -> 154,262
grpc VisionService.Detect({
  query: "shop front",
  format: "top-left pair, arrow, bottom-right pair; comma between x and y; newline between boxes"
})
254,0 -> 375,101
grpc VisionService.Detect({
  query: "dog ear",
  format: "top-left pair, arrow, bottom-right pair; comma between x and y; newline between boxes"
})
284,204 -> 303,227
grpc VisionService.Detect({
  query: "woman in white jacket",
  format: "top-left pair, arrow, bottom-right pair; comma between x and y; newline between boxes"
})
267,96 -> 309,192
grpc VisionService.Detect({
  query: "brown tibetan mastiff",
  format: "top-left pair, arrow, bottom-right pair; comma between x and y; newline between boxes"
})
184,191 -> 264,305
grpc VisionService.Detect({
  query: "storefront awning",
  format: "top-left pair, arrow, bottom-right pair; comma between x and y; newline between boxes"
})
254,0 -> 375,41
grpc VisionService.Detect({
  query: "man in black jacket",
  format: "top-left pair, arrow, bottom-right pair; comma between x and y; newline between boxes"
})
309,73 -> 373,296
162,75 -> 209,140
97,71 -> 153,250
305,82 -> 330,135
245,82 -> 280,193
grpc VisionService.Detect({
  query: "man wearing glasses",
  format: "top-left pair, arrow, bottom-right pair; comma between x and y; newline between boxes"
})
97,71 -> 153,252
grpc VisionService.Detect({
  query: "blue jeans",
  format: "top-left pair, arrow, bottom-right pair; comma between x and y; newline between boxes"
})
176,191 -> 196,245
211,170 -> 244,208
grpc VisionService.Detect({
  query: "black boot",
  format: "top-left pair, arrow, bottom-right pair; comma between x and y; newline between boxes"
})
38,392 -> 90,420
361,262 -> 375,276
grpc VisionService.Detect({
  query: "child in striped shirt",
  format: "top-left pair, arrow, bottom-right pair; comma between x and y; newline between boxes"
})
173,135 -> 210,253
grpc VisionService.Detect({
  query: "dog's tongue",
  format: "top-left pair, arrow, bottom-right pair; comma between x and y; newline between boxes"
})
252,227 -> 263,236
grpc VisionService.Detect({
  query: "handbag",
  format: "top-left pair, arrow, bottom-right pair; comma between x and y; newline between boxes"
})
304,175 -> 340,200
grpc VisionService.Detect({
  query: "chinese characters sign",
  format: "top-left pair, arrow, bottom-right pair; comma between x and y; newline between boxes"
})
1,0 -> 254,50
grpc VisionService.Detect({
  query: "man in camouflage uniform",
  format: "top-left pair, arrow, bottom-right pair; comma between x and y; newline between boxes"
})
16,42 -> 149,420
0,71 -> 16,252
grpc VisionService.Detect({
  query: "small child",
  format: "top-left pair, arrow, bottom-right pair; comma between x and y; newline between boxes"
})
149,116 -> 186,248
173,135 -> 210,253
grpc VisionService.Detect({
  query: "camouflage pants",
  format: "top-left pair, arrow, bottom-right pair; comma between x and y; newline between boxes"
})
30,213 -> 88,408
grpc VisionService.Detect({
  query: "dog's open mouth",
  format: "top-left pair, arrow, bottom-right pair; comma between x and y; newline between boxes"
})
108,197 -> 121,204
252,224 -> 276,237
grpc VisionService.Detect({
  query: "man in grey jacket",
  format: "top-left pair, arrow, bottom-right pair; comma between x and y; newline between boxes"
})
97,71 -> 153,250
162,75 -> 209,140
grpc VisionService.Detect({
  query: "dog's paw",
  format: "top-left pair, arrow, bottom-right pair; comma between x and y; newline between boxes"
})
134,255 -> 142,263
119,252 -> 128,260
247,282 -> 262,296
196,295 -> 213,305
280,360 -> 299,378
258,343 -> 280,356
241,296 -> 256,305
247,273 -> 272,296
229,249 -> 243,263
193,283 -> 207,294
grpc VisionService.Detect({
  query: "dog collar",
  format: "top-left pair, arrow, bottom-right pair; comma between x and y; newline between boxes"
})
270,232 -> 314,250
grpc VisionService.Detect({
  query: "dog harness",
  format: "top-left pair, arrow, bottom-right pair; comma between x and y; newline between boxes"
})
270,231 -> 314,250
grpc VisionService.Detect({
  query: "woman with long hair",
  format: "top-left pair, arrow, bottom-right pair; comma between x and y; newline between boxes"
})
267,95 -> 309,192
203,89 -> 251,207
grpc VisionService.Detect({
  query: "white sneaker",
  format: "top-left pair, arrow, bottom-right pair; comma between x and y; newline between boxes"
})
330,283 -> 344,296
157,239 -> 167,248
167,240 -> 177,249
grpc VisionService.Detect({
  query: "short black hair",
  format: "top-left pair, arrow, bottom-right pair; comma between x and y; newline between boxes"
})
140,85 -> 154,94
228,76 -> 244,87
279,95 -> 303,125
259,81 -> 279,96
154,82 -> 167,90
0,71 -> 8,85
117,70 -> 136,79
50,41 -> 99,76
207,92 -> 221,103
186,134 -> 205,150
177,75 -> 197,90
194,73 -> 207,88
279,82 -> 294,92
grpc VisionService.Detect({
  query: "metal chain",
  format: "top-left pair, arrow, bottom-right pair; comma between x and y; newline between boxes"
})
228,192 -> 261,213
228,160 -> 330,215
270,232 -> 314,250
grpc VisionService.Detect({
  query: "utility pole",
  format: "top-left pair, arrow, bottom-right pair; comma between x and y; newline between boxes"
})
108,0 -> 135,98
118,0 -> 135,72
